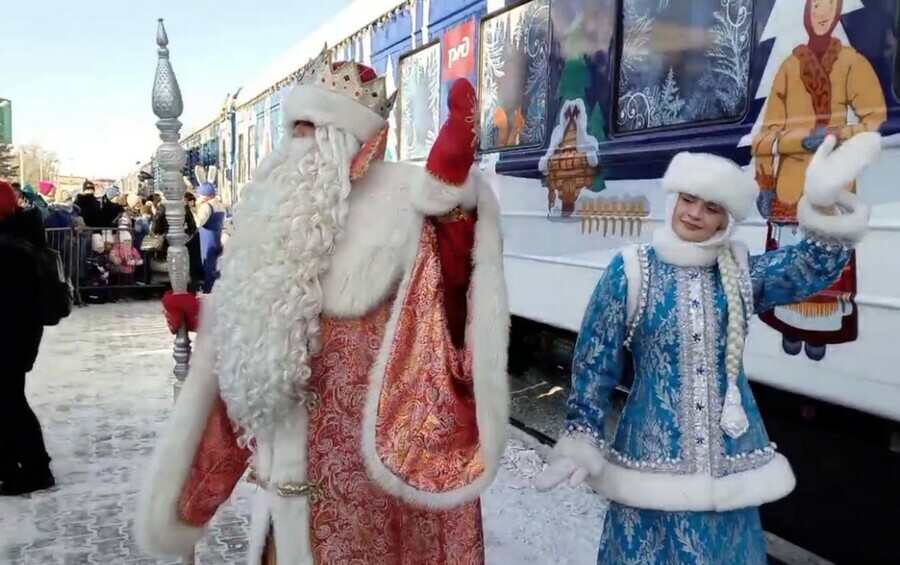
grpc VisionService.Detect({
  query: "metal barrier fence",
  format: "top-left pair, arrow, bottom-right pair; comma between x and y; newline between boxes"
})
46,226 -> 169,303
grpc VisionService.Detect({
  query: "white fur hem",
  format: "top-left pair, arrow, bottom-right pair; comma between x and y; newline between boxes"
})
590,453 -> 796,512
361,177 -> 510,508
135,301 -> 218,557
797,191 -> 870,243
410,165 -> 480,216
281,84 -> 386,144
551,434 -> 605,475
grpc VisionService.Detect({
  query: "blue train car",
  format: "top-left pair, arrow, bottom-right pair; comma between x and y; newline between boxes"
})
181,1 -> 900,561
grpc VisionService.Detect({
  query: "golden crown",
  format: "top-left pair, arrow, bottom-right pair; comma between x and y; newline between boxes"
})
298,44 -> 397,120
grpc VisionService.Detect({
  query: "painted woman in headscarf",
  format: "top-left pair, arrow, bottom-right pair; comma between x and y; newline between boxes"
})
751,0 -> 886,360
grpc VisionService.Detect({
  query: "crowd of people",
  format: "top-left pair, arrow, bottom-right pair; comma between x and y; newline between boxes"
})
0,175 -> 225,496
6,177 -> 225,303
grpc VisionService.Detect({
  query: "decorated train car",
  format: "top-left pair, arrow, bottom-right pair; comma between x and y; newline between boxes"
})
177,0 -> 900,562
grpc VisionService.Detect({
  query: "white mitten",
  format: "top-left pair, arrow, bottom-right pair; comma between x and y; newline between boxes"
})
804,132 -> 882,208
534,458 -> 590,491
533,433 -> 606,492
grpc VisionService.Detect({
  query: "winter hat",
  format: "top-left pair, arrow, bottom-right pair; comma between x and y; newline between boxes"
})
39,181 -> 55,197
126,194 -> 141,209
281,45 -> 396,145
197,182 -> 216,197
120,231 -> 133,243
57,189 -> 73,204
83,180 -> 96,192
661,152 -> 757,223
91,233 -> 105,253
105,185 -> 121,200
0,180 -> 17,221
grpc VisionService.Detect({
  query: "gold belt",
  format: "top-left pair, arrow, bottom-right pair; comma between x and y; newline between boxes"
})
247,471 -> 323,501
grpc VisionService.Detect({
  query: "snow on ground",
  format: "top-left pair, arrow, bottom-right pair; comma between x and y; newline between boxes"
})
0,301 -> 607,564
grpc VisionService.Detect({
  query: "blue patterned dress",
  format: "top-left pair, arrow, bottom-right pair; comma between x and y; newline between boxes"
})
564,235 -> 852,564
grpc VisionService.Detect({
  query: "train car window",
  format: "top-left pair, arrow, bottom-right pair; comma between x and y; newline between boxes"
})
478,0 -> 551,151
614,0 -> 754,134
398,42 -> 442,162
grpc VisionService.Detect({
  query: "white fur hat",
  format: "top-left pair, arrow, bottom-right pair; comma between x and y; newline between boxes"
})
661,152 -> 758,222
91,233 -> 105,253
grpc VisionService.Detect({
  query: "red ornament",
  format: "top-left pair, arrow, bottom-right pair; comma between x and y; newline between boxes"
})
162,291 -> 202,334
426,79 -> 478,186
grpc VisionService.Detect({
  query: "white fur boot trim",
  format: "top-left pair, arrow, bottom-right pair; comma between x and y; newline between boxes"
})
591,453 -> 796,512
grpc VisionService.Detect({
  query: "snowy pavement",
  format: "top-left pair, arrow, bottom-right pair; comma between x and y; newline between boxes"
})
0,301 -> 607,564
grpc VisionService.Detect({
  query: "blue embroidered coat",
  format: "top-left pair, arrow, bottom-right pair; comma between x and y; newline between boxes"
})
566,235 -> 852,513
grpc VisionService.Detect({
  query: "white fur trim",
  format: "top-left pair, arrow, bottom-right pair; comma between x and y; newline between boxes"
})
135,300 -> 218,557
282,84 -> 386,144
361,176 -> 510,508
320,161 -> 420,318
550,434 -> 605,476
410,165 -> 480,216
804,132 -> 882,208
662,152 -> 757,222
268,407 -> 315,565
797,190 -> 870,244
729,241 -> 750,275
243,405 -> 314,564
590,453 -> 796,512
246,489 -> 271,565
652,226 -> 720,267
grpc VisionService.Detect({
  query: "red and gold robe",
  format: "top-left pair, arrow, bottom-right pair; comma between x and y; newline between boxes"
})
135,160 -> 509,565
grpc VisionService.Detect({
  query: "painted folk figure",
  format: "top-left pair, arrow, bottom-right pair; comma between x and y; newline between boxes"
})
136,49 -> 510,565
751,0 -> 886,360
536,133 -> 881,564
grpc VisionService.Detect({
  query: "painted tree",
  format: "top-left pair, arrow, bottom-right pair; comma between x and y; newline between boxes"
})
556,55 -> 607,191
0,144 -> 17,180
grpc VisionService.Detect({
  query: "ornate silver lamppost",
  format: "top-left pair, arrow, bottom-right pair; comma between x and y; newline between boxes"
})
152,18 -> 192,395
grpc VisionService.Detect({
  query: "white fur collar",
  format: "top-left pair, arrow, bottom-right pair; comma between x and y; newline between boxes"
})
320,161 -> 423,318
652,227 -> 721,266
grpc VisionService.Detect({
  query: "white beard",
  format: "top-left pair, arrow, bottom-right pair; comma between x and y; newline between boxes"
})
211,126 -> 360,446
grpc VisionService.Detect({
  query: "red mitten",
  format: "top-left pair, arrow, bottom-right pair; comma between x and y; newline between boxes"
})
162,291 -> 202,334
426,78 -> 478,186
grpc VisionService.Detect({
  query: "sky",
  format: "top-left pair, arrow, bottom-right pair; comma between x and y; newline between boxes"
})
1,0 -> 352,179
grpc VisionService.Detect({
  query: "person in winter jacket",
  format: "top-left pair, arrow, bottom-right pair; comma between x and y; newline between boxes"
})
0,180 -> 55,496
20,184 -> 50,223
74,180 -> 103,227
84,233 -> 111,303
192,166 -> 224,293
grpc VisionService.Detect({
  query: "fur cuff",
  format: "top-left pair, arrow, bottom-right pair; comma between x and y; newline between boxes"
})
797,190 -> 870,243
551,433 -> 606,476
410,165 -> 480,216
